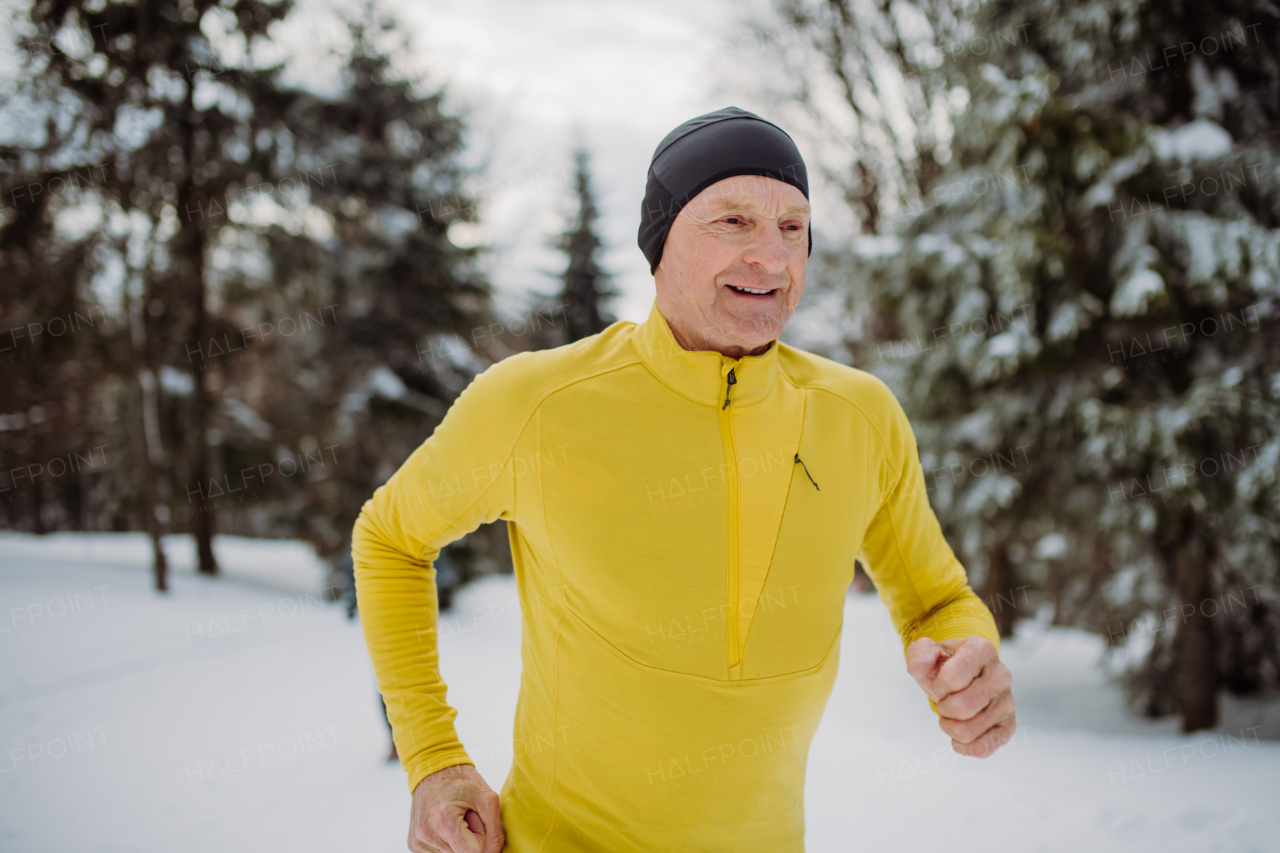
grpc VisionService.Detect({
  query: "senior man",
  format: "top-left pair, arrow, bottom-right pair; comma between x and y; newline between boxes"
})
353,106 -> 1016,853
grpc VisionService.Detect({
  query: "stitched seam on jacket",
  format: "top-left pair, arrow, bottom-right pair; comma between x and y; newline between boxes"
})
791,382 -> 903,485
535,618 -> 566,852
883,473 -> 930,633
737,386 -> 806,665
415,358 -> 642,556
535,406 -> 567,848
633,354 -> 719,407
791,377 -> 928,639
565,607 -> 841,685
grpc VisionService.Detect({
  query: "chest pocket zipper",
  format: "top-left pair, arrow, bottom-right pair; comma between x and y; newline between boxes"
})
794,454 -> 820,491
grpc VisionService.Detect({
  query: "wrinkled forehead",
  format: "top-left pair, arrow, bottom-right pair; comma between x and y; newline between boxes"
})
687,174 -> 811,216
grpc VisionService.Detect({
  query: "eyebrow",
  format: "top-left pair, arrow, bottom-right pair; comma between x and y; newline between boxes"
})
707,196 -> 811,217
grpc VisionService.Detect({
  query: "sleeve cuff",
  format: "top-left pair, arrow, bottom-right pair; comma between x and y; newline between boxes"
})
407,751 -> 476,795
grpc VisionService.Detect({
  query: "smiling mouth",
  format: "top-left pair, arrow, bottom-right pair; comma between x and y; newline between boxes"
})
726,285 -> 777,296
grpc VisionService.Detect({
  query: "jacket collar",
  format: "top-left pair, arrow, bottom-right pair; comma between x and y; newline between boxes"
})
633,299 -> 780,408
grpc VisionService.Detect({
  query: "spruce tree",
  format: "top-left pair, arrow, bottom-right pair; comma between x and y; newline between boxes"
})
2,0 -> 313,578
1,1 -> 493,589
234,9 -> 494,566
776,0 -> 1280,730
555,148 -> 616,343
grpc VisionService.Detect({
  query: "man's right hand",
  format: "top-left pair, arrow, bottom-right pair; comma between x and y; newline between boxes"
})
408,763 -> 505,853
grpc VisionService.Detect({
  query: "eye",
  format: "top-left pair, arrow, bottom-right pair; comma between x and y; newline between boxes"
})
723,216 -> 743,225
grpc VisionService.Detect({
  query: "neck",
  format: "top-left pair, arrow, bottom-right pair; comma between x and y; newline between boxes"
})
664,314 -> 774,360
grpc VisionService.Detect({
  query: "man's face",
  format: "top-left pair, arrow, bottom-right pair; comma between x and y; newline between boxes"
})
654,174 -> 809,358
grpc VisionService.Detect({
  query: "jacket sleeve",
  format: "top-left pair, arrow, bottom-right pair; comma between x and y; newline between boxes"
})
351,357 -> 527,793
857,384 -> 1001,715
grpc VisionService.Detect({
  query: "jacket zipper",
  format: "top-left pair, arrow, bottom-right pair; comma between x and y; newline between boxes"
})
721,368 -> 736,409
717,364 -> 742,679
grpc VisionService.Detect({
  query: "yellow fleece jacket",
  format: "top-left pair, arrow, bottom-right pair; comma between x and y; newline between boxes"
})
352,299 -> 1000,852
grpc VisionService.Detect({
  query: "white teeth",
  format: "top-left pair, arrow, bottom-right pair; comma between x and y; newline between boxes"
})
731,286 -> 772,295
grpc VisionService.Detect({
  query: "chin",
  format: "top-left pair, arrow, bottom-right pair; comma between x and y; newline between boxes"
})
726,315 -> 784,343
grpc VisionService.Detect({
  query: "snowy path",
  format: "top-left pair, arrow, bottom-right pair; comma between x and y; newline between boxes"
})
1,535 -> 1277,852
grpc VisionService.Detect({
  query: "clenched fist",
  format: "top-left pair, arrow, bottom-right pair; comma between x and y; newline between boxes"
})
906,636 -> 1016,758
408,762 -> 505,853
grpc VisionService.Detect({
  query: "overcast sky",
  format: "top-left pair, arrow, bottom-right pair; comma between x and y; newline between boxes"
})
384,0 -> 796,323
0,0 -> 809,325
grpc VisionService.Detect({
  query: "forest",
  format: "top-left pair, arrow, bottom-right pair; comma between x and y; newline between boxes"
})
2,0 -> 1277,739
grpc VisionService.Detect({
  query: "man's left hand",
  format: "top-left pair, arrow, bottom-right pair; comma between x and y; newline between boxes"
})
906,636 -> 1015,758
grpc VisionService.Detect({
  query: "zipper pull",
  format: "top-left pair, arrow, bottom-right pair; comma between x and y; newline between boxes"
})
722,368 -> 737,410
795,453 -> 820,490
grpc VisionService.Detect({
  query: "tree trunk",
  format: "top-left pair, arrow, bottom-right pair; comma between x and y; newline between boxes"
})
177,96 -> 217,577
981,540 -> 1018,638
189,299 -> 217,577
127,270 -> 171,592
31,474 -> 46,534
149,521 -> 169,590
144,474 -> 169,592
1175,533 -> 1218,731
138,370 -> 169,592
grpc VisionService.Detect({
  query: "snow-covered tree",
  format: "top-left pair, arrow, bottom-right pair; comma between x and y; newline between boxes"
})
775,0 -> 1280,730
1,1 -> 495,590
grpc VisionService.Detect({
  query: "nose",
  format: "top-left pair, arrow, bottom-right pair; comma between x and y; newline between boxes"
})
741,220 -> 790,275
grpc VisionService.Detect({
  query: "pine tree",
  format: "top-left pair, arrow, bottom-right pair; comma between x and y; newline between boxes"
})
554,148 -> 616,343
2,0 -> 315,579
229,8 -> 495,568
776,0 -> 1280,731
1,1 -> 494,589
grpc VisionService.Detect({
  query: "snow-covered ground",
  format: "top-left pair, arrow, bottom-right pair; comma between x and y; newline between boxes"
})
1,532 -> 1277,852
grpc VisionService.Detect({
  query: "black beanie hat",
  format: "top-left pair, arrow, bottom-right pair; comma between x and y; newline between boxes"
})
637,106 -> 810,275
